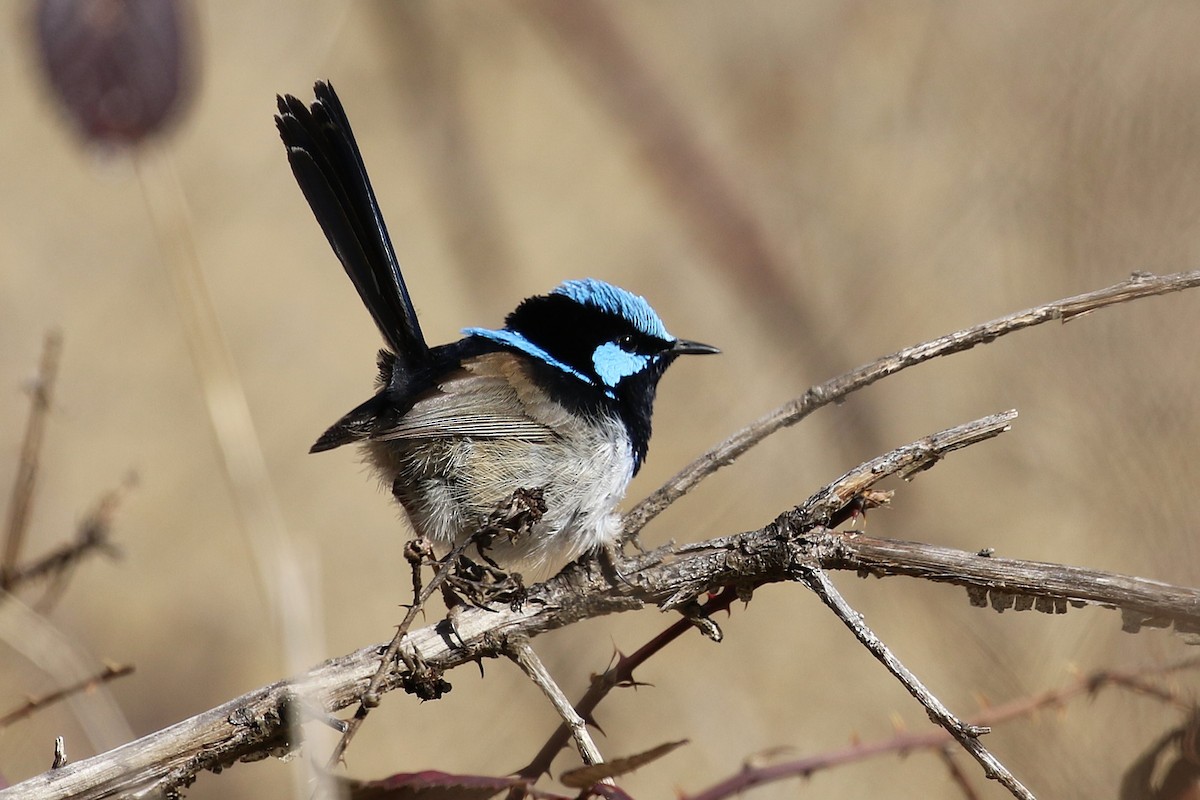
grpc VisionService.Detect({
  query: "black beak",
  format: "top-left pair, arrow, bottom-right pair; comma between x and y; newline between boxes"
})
671,338 -> 720,356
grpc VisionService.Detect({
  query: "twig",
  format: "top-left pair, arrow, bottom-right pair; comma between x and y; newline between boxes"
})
506,637 -> 605,768
514,588 -> 737,783
797,566 -> 1034,799
325,531 -> 478,768
793,410 -> 1017,524
511,440 -> 900,785
2,513 -> 116,594
1,478 -> 130,606
681,656 -> 1200,800
0,663 -> 134,728
513,494 -> 874,785
623,269 -> 1200,539
3,330 -> 63,590
326,488 -> 542,768
0,597 -> 135,753
823,535 -> 1200,637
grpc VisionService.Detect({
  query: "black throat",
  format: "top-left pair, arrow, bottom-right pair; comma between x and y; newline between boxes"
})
517,351 -> 670,475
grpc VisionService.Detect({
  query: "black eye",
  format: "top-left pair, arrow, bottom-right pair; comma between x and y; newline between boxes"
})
617,334 -> 636,349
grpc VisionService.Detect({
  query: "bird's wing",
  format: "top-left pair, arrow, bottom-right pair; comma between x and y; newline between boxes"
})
372,355 -> 560,442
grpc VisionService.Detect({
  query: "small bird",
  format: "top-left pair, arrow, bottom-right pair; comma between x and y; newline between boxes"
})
275,82 -> 717,570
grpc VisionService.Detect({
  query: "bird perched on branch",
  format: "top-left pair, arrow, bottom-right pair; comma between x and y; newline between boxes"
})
275,81 -> 717,571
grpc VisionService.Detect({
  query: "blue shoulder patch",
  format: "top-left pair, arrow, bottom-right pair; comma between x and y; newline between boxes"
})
552,279 -> 672,341
462,327 -> 598,388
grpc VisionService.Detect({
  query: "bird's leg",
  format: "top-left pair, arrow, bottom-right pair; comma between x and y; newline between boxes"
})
444,487 -> 545,609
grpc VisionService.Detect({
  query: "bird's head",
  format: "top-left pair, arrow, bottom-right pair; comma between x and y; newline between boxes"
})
465,278 -> 717,398
464,278 -> 718,468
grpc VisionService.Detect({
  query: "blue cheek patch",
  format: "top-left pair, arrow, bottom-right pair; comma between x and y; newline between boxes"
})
463,327 -> 596,387
592,342 -> 650,388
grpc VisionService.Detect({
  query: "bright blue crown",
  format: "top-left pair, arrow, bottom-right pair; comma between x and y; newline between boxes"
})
552,279 -> 671,341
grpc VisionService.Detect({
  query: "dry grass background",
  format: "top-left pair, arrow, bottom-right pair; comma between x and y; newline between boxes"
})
2,2 -> 1199,798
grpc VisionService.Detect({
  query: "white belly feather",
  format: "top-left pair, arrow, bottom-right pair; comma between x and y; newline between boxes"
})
363,354 -> 636,573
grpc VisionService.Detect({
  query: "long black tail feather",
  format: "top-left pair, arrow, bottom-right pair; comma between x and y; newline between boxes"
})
275,81 -> 429,369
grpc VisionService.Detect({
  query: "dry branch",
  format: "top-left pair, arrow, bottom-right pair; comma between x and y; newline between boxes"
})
6,272 -> 1199,799
625,269 -> 1200,538
0,664 -> 134,729
798,565 -> 1033,798
2,480 -> 128,601
3,330 -> 62,589
507,637 -> 606,769
826,536 -> 1200,637
5,410 -> 1198,800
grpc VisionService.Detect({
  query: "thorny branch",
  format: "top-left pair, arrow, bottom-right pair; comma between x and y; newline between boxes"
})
513,587 -> 739,786
5,407 -> 1198,800
624,269 -> 1200,540
514,488 -> 886,786
4,272 -> 1199,800
326,488 -> 542,767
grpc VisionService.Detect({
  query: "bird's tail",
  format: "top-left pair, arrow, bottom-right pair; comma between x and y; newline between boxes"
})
275,81 -> 429,371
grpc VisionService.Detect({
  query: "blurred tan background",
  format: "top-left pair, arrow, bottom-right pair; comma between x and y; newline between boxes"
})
2,2 -> 1199,798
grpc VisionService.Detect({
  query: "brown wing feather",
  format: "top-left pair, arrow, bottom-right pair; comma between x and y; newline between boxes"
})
371,354 -> 558,442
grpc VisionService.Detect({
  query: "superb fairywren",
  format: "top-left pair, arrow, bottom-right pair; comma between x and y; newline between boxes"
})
275,82 -> 717,569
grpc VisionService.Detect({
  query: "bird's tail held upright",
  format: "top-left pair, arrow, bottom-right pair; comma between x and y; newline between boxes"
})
275,81 -> 429,371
